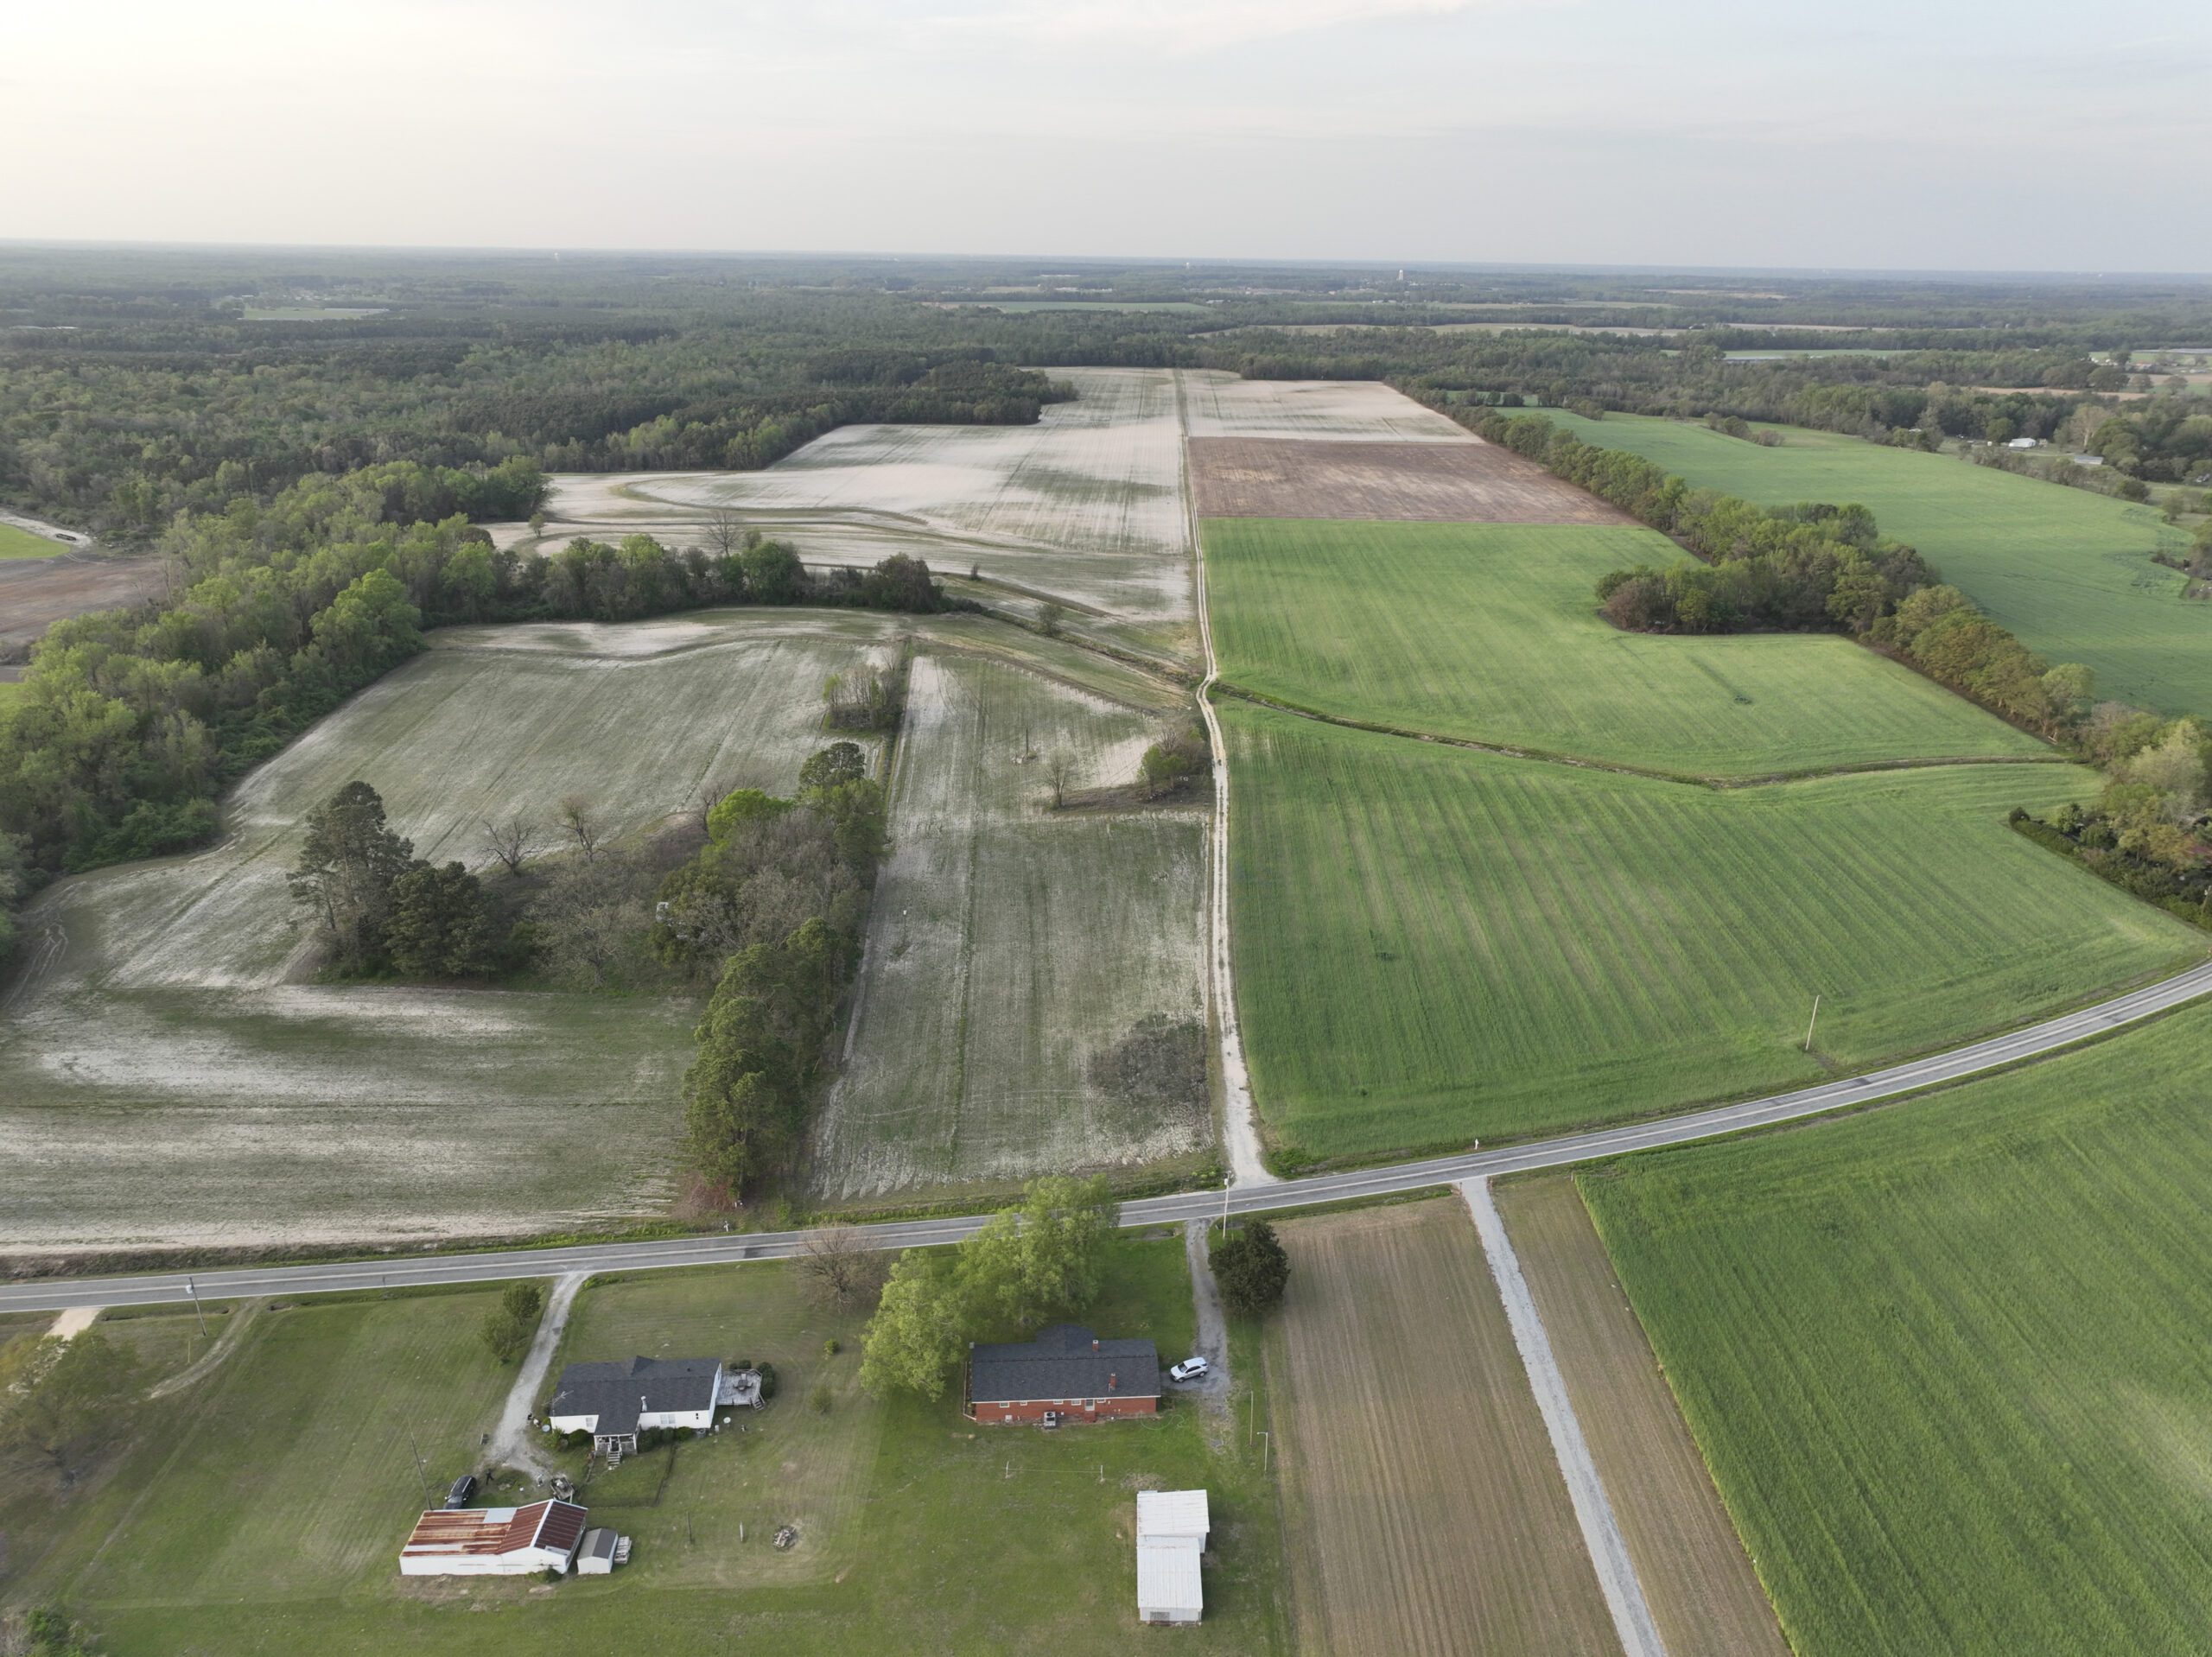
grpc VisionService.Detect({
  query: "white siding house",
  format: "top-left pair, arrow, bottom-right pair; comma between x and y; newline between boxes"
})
1135,1489 -> 1209,1624
547,1355 -> 721,1454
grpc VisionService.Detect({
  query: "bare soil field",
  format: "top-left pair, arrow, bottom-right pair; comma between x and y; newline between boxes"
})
1496,1177 -> 1789,1657
1264,1198 -> 1622,1656
1187,436 -> 1636,524
810,648 -> 1211,1200
512,367 -> 1196,644
0,549 -> 168,656
1179,373 -> 1471,441
0,612 -> 899,1254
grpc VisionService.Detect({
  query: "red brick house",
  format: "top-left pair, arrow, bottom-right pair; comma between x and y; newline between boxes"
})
964,1324 -> 1162,1425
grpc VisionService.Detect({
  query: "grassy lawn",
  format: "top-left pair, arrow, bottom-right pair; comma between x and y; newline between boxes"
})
1542,411 -> 2208,716
1205,517 -> 2054,777
0,520 -> 63,558
1224,702 -> 2202,1159
12,1241 -> 1286,1655
1581,1000 -> 2212,1657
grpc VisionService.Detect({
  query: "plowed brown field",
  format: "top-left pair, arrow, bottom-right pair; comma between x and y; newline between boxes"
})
1497,1176 -> 1789,1657
1263,1197 -> 1622,1656
0,551 -> 168,654
1187,436 -> 1635,524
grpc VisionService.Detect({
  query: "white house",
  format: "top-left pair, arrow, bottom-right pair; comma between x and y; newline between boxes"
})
1135,1489 -> 1210,1625
399,1499 -> 588,1577
547,1355 -> 722,1455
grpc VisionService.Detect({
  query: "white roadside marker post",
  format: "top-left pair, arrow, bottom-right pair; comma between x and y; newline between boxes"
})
1803,994 -> 1821,1054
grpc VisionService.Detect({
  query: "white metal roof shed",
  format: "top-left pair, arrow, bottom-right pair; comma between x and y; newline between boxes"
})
1137,1539 -> 1205,1623
1137,1489 -> 1210,1541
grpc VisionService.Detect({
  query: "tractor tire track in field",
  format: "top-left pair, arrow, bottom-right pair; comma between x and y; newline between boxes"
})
1176,369 -> 1275,1189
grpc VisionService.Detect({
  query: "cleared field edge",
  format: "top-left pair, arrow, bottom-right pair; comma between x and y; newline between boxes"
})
1496,1176 -> 1792,1657
1261,1198 -> 1624,1656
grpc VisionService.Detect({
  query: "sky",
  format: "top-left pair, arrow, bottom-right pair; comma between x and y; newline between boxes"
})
4,0 -> 2209,271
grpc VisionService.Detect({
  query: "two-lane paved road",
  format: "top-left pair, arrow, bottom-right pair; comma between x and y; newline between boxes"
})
5,958 -> 2209,1317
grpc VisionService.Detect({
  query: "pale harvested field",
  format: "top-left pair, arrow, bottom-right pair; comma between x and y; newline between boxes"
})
1497,1177 -> 1789,1657
1179,372 -> 1472,441
520,366 -> 1195,640
810,650 -> 1211,1199
0,612 -> 897,1254
1187,436 -> 1634,524
0,549 -> 168,654
1265,1199 -> 1622,1657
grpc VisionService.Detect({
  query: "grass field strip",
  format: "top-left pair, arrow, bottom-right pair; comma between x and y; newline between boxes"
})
1544,411 -> 2209,716
1176,368 -> 1273,1188
1464,1178 -> 1667,1657
1202,517 -> 2061,783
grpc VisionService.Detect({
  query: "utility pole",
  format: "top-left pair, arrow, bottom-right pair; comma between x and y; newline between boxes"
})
184,1274 -> 207,1340
404,1424 -> 434,1508
1220,1173 -> 1230,1240
1259,1430 -> 1271,1475
1803,994 -> 1822,1054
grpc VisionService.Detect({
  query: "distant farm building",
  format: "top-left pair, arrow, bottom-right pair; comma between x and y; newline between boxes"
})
2006,436 -> 2040,449
964,1324 -> 1162,1424
1136,1489 -> 1210,1624
548,1355 -> 724,1457
399,1498 -> 588,1577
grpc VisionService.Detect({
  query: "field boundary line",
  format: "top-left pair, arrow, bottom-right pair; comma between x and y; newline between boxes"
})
1179,369 -> 1274,1187
1211,682 -> 2075,790
1462,1178 -> 1667,1657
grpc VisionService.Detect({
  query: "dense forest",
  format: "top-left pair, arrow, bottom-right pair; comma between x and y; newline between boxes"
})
6,250 -> 2209,540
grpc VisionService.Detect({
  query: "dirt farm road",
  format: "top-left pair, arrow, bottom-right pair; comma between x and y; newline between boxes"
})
7,956 -> 2209,1317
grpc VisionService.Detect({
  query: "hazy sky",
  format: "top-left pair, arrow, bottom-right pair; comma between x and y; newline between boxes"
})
6,0 -> 2209,270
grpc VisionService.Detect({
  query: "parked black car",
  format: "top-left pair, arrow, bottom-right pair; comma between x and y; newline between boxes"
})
445,1474 -> 478,1509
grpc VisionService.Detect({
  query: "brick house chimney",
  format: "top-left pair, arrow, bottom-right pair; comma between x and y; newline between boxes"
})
1108,1373 -> 1118,1392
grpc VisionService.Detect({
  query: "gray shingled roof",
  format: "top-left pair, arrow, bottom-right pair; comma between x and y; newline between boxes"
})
550,1356 -> 719,1437
968,1324 -> 1161,1406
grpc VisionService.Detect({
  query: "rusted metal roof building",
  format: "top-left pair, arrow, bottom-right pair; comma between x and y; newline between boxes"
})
398,1498 -> 588,1577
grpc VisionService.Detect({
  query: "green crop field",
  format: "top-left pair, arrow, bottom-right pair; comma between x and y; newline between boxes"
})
7,1241 -> 1286,1655
1542,411 -> 2209,714
1581,1000 -> 2212,1657
0,520 -> 62,558
1205,517 -> 2055,777
1224,702 -> 2202,1158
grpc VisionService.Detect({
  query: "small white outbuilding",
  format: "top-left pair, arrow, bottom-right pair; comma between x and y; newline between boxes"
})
1135,1489 -> 1210,1625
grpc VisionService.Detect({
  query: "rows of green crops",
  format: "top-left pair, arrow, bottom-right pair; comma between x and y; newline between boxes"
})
1205,517 -> 2054,777
1224,702 -> 2201,1156
1580,1000 -> 2212,1657
1541,411 -> 2208,715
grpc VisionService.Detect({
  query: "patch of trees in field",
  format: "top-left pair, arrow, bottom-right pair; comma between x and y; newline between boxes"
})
0,460 -> 950,932
676,744 -> 890,1201
2015,714 -> 2212,927
1476,410 -> 2096,738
